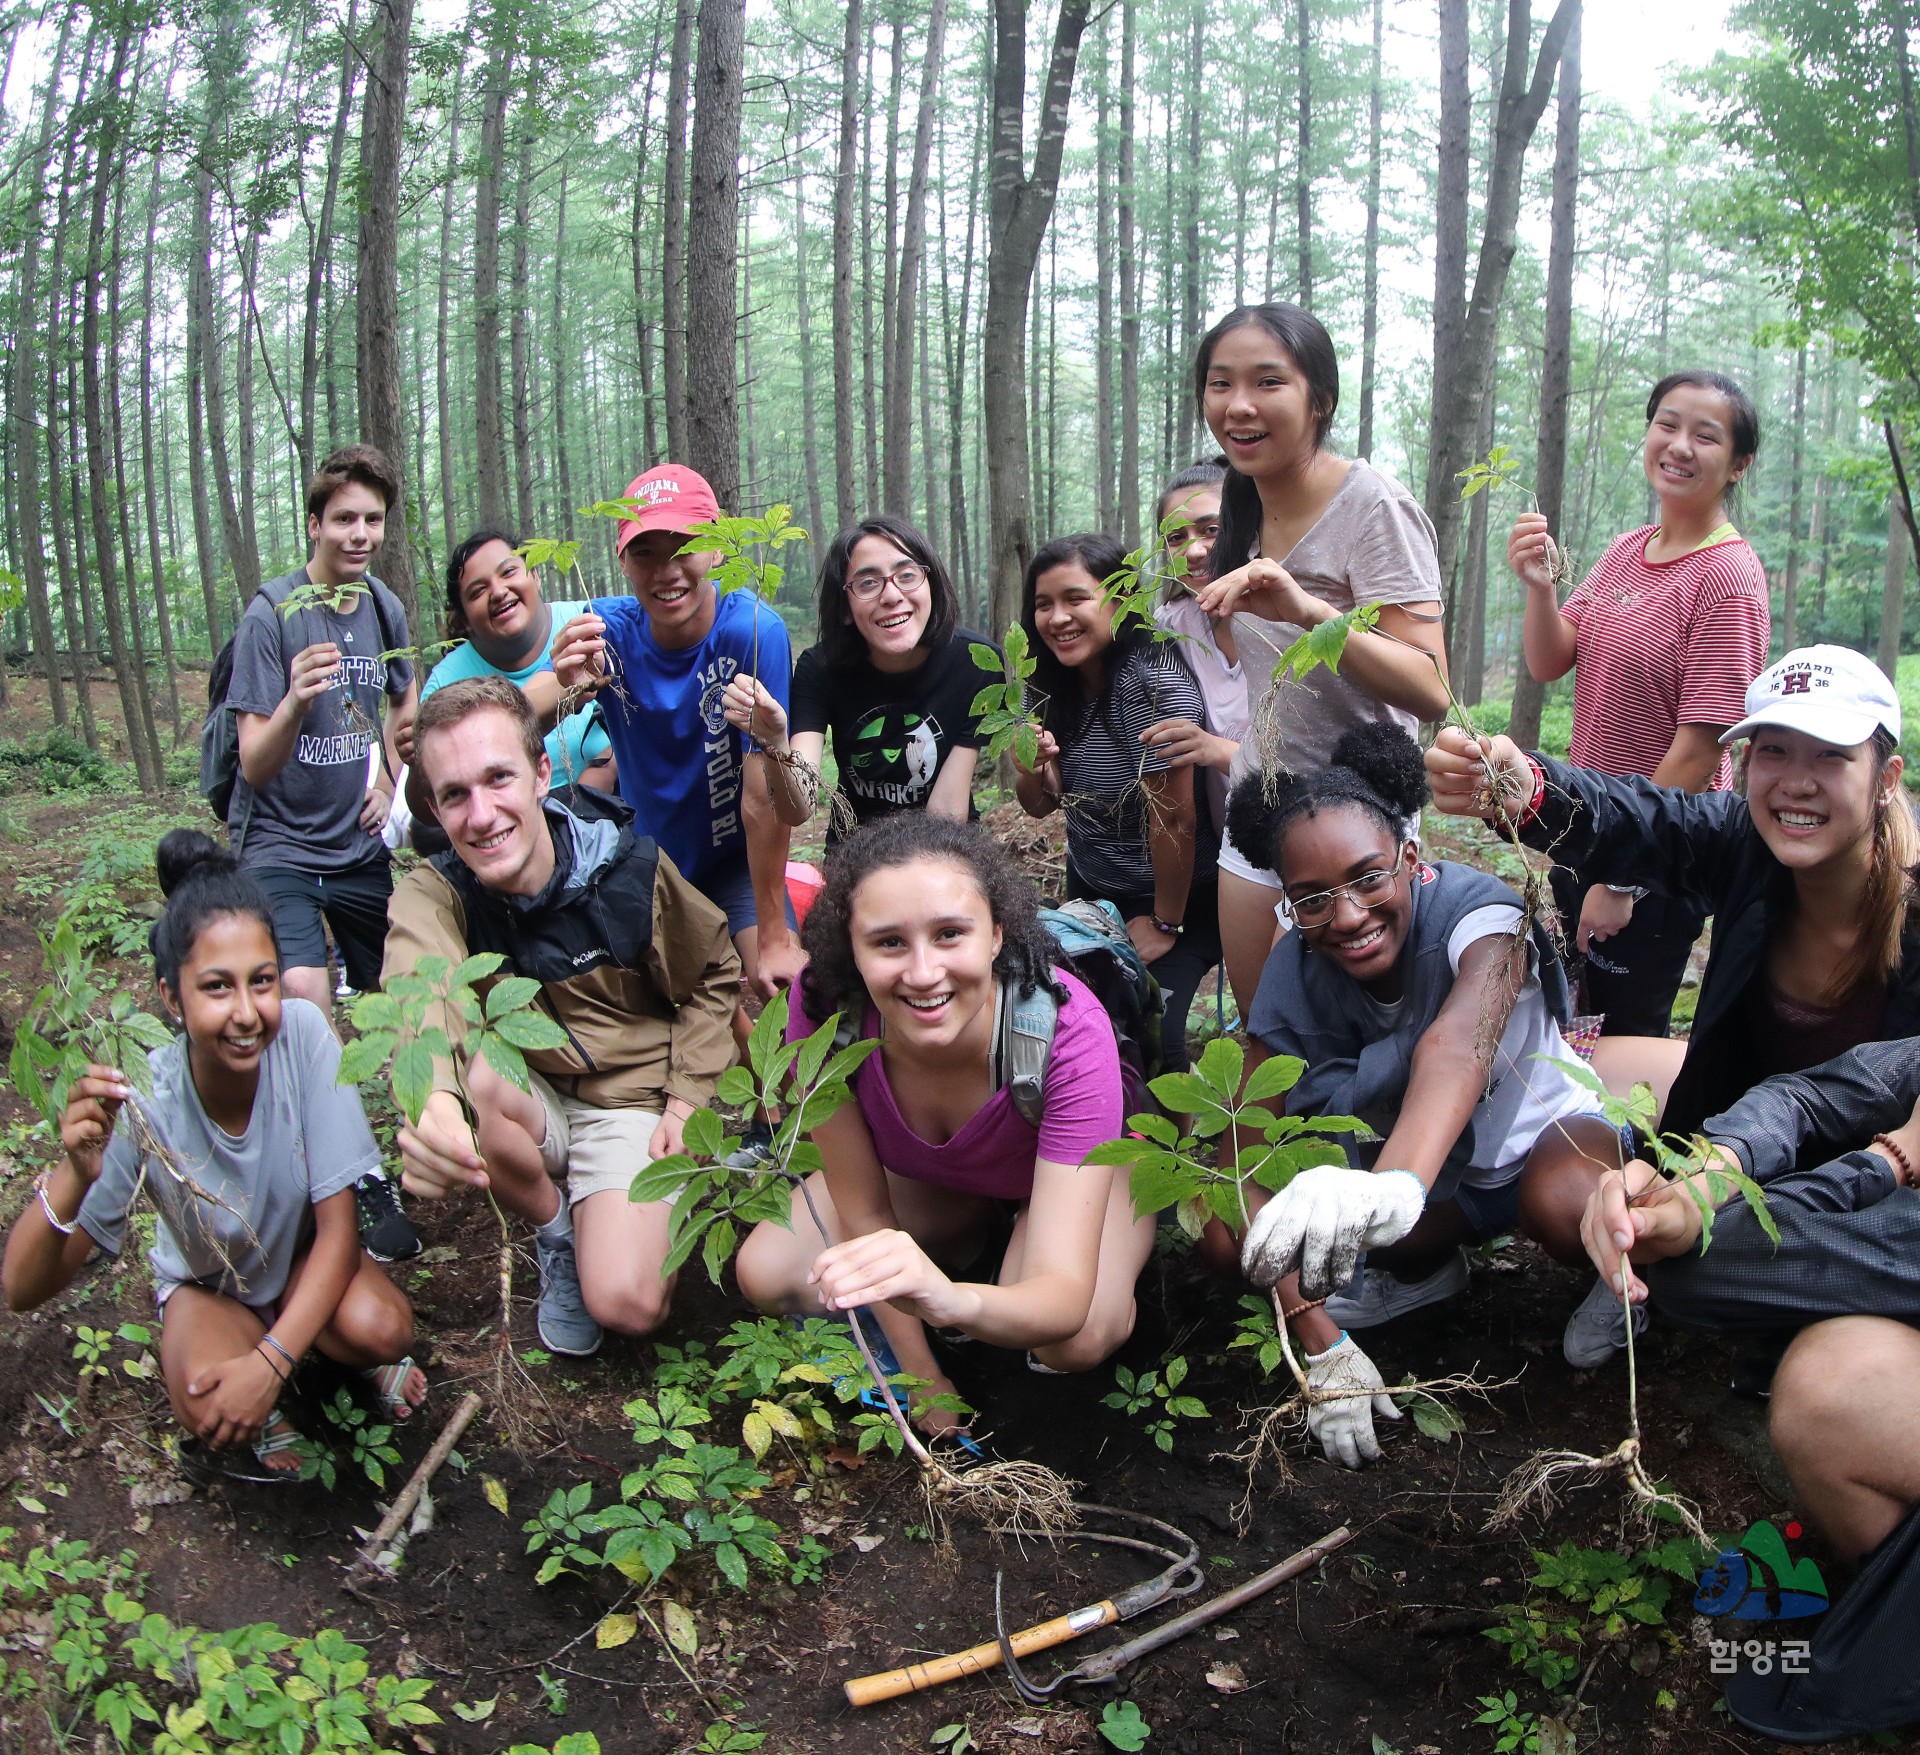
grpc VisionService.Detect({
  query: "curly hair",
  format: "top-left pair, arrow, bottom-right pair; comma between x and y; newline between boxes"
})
797,814 -> 1067,1023
1225,721 -> 1429,877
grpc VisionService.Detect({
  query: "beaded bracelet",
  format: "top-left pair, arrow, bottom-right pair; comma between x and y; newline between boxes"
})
1280,1296 -> 1327,1324
1872,1132 -> 1918,1188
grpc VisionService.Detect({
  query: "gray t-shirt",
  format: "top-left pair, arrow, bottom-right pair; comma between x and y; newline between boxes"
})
224,568 -> 413,873
1228,460 -> 1443,791
78,1000 -> 377,1305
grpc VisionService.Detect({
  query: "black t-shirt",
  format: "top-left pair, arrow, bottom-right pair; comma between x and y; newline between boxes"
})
790,629 -> 1000,839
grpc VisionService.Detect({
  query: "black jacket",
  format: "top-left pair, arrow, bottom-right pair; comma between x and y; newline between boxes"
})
1519,755 -> 1920,1138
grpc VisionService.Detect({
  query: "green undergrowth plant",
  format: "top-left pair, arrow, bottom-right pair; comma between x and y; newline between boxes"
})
968,623 -> 1045,771
1458,445 -> 1575,597
1101,1356 -> 1209,1453
293,1387 -> 403,1491
636,993 -> 1081,1534
72,1322 -> 154,1386
337,951 -> 571,1434
0,1528 -> 440,1751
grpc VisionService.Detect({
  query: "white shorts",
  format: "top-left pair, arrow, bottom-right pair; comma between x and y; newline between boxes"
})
530,1071 -> 662,1206
1217,818 -> 1286,889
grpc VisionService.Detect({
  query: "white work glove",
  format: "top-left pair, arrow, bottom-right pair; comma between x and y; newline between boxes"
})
1304,1332 -> 1402,1469
1241,1165 -> 1427,1298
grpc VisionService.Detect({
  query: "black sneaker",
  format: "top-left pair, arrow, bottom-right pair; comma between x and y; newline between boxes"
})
355,1173 -> 422,1263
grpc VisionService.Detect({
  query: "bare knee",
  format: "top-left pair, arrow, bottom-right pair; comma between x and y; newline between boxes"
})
735,1226 -> 811,1314
583,1276 -> 673,1338
1770,1321 -> 1865,1464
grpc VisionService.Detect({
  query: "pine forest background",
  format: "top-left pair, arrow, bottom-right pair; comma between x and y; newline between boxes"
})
0,0 -> 1916,794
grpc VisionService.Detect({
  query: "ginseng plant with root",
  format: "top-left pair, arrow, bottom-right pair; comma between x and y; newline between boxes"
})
632,994 -> 1082,1539
1489,1061 -> 1778,1543
1084,1038 -> 1500,1524
9,916 -> 261,1286
336,952 -> 573,1439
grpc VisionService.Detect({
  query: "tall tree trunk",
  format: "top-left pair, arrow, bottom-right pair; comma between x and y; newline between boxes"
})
1426,0 -> 1582,609
628,14 -> 664,473
1880,482 -> 1910,681
884,0 -> 948,514
509,115 -> 536,535
82,20 -> 161,790
942,80 -> 983,605
1425,0 -> 1471,560
1459,383 -> 1494,703
741,219 -> 759,505
860,29 -> 880,502
1356,0 -> 1383,458
1782,342 -> 1807,651
686,0 -> 745,504
1094,43 -> 1116,535
1294,0 -> 1312,305
554,158 -> 576,542
139,137 -> 180,732
357,0 -> 418,621
1509,5 -> 1579,747
12,8 -> 75,724
660,0 -> 696,461
1117,0 -> 1139,546
791,177 -> 826,542
1181,0 -> 1204,457
879,16 -> 904,494
200,215 -> 257,608
983,0 -> 1093,637
300,0 -> 358,484
830,0 -> 862,527
437,70 -> 463,558
473,29 -> 513,525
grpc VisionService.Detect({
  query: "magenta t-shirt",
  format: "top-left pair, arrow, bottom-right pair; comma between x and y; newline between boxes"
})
787,969 -> 1125,1201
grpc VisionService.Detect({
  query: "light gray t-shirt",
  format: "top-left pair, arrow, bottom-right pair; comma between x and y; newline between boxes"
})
224,569 -> 413,874
1228,460 -> 1443,791
78,1000 -> 377,1305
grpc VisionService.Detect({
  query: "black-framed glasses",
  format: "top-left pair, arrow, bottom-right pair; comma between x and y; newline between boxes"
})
1286,866 -> 1402,927
847,562 -> 929,600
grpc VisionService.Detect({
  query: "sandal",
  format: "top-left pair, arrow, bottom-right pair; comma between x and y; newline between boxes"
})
361,1357 -> 425,1422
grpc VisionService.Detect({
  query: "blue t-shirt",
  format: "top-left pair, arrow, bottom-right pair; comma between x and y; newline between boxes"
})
593,588 -> 793,887
422,601 -> 612,785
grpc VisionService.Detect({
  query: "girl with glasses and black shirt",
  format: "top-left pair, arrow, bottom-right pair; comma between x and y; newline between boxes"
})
1220,724 -> 1622,1468
725,514 -> 998,841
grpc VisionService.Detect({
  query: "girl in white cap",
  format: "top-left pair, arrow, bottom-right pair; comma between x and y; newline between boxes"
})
1413,644 -> 1920,1364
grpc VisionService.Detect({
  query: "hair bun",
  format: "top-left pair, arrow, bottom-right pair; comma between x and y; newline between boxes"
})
154,827 -> 236,897
1329,722 -> 1429,821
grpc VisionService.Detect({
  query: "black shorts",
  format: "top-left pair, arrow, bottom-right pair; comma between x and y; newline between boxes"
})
253,863 -> 394,990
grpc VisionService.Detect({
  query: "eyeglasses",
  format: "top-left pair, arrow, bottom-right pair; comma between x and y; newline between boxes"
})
1286,866 -> 1402,927
848,562 -> 929,600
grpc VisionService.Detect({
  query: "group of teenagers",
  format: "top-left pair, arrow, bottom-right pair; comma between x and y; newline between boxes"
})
9,299 -> 1920,1739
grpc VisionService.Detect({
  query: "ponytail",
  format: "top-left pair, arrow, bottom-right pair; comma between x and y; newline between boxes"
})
1830,730 -> 1920,1002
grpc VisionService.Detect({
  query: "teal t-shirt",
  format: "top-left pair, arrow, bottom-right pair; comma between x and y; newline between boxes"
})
422,600 -> 612,784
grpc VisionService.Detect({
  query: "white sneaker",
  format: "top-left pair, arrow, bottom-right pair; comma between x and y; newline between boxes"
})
1562,1275 -> 1649,1368
1324,1249 -> 1470,1330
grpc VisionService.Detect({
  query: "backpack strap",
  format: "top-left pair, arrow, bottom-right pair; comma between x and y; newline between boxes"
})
991,976 -> 1060,1132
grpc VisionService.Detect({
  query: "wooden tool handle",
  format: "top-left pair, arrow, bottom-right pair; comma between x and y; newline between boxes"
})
843,1600 -> 1117,1707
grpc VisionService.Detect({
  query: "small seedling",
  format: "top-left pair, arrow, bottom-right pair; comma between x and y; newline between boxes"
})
931,1723 -> 978,1755
969,626 -> 1045,771
1097,1699 -> 1152,1750
1101,1357 -> 1209,1453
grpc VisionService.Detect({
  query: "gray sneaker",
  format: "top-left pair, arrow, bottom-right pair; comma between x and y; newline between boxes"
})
1324,1248 -> 1470,1330
534,1228 -> 603,1357
1562,1274 -> 1648,1368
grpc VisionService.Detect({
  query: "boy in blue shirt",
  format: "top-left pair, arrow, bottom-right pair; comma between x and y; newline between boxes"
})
552,465 -> 802,1002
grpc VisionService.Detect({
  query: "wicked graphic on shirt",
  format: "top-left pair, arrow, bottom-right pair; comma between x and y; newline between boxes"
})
844,706 -> 945,808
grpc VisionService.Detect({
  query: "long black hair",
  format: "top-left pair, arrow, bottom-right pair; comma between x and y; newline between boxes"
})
797,813 -> 1067,1022
1021,531 -> 1176,747
444,526 -> 524,641
812,513 -> 960,669
150,829 -> 279,994
1192,304 -> 1342,584
1225,722 -> 1428,877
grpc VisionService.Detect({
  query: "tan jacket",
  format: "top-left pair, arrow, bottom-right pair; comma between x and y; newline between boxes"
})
382,797 -> 740,1113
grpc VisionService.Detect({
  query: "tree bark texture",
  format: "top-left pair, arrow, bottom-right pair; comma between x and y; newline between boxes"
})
830,0 -> 862,528
661,0 -> 696,461
686,0 -> 745,507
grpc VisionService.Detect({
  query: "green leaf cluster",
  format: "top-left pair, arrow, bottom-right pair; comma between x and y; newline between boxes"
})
1100,1356 -> 1209,1453
1456,443 -> 1528,502
968,626 -> 1045,771
1085,1036 -> 1363,1239
1271,601 -> 1385,686
0,1527 -> 441,1750
628,993 -> 878,1287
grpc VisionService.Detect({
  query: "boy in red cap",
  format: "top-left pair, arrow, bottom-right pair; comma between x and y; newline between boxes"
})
552,466 -> 802,1002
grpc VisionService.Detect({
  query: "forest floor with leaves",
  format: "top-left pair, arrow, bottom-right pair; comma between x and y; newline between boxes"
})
0,689 -> 1826,1755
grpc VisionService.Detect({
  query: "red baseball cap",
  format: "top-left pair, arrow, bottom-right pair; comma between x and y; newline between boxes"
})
614,465 -> 721,555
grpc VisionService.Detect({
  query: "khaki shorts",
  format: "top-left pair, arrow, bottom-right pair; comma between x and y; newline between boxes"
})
529,1071 -> 662,1206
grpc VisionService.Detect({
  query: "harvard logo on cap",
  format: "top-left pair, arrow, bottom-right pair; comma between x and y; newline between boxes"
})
1776,668 -> 1814,696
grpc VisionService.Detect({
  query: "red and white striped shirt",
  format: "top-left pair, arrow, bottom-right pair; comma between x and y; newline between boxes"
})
1561,527 -> 1770,788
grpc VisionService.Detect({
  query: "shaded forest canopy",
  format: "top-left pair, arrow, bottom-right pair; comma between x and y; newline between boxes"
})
0,0 -> 1914,793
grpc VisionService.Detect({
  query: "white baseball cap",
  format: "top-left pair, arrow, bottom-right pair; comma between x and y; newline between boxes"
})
1721,644 -> 1902,748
